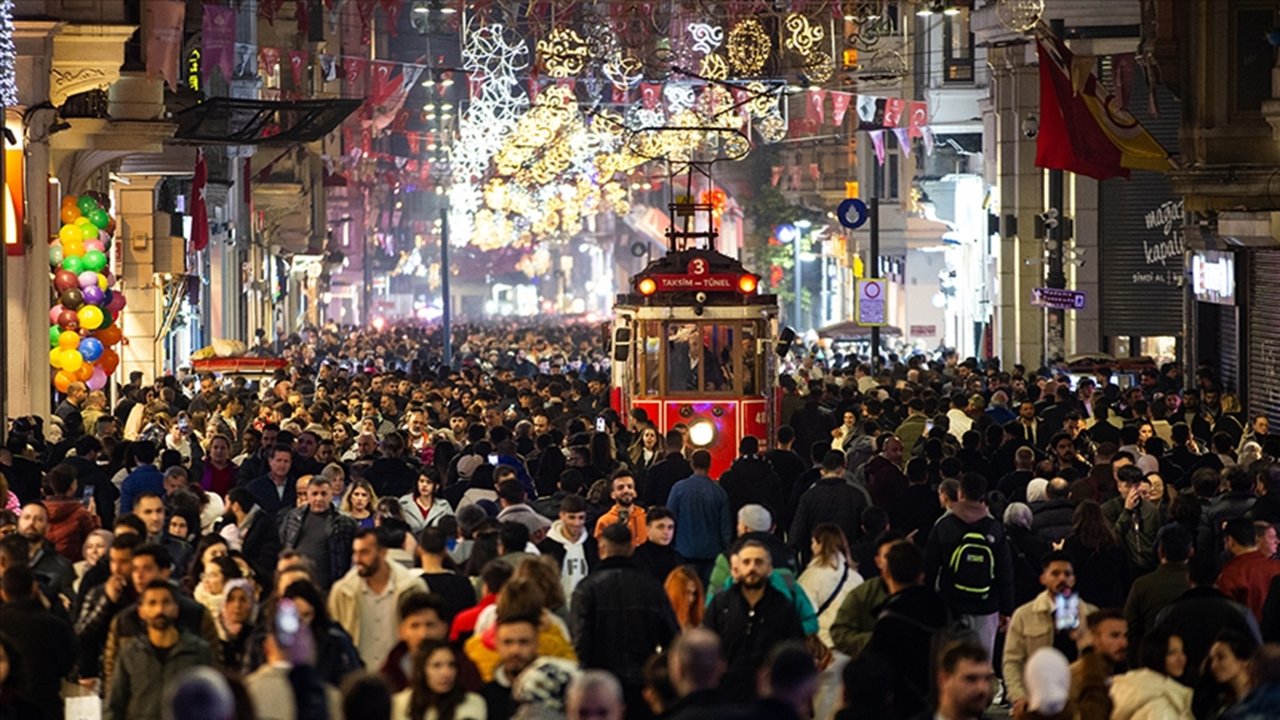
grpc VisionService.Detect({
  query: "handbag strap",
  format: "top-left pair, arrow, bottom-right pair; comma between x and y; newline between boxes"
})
816,564 -> 850,615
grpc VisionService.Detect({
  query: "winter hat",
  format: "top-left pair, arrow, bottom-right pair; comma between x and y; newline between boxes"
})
1026,478 -> 1050,504
738,504 -> 773,533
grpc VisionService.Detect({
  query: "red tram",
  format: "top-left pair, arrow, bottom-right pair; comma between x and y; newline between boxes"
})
610,201 -> 783,477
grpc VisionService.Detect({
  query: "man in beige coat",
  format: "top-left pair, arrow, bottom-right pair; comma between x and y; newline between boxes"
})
328,528 -> 425,669
1002,551 -> 1097,715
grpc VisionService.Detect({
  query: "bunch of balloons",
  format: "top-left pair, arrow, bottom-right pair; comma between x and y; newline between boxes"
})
48,192 -> 126,393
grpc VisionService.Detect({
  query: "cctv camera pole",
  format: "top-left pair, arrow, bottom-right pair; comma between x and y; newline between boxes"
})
1044,18 -> 1067,367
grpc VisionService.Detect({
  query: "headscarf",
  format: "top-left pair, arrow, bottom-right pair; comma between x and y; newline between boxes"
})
1025,647 -> 1071,715
1026,478 -> 1050,504
220,578 -> 258,636
1003,502 -> 1033,530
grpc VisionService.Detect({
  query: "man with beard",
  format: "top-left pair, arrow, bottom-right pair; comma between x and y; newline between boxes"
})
328,528 -> 425,669
933,641 -> 997,720
105,581 -> 213,720
76,534 -> 144,689
593,470 -> 646,546
702,540 -> 805,700
481,615 -> 543,720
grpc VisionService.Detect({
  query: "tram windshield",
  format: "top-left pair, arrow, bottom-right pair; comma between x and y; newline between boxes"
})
635,321 -> 762,396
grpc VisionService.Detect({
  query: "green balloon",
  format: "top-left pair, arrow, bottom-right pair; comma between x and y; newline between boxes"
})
61,255 -> 83,274
89,209 -> 110,229
49,325 -> 60,347
82,250 -> 106,272
77,195 -> 99,215
79,223 -> 98,241
48,244 -> 63,266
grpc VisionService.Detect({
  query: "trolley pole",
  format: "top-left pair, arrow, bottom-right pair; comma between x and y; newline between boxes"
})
869,197 -> 880,370
440,208 -> 452,369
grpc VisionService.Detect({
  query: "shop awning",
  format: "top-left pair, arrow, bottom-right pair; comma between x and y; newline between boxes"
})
816,321 -> 904,339
170,97 -> 363,146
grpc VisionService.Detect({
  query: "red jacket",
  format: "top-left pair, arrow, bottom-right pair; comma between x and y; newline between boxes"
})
1217,550 -> 1280,622
45,497 -> 100,561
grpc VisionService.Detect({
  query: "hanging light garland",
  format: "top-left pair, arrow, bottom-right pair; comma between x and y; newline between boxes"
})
727,19 -> 771,74
0,0 -> 17,106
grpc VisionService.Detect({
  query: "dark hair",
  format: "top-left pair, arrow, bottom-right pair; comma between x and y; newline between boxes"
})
140,578 -> 177,602
0,564 -> 34,599
498,522 -> 529,554
113,513 -> 147,535
690,450 -> 712,471
1041,550 -> 1074,571
1212,628 -> 1260,665
1071,501 -> 1119,552
959,473 -> 988,501
132,441 -> 158,465
885,542 -> 924,586
739,436 -> 760,455
821,450 -> 845,473
1085,608 -> 1126,631
377,520 -> 411,550
398,592 -> 446,624
132,543 -> 173,572
559,494 -> 587,514
111,534 -> 144,552
1225,517 -> 1258,547
600,522 -> 632,548
937,640 -> 989,674
406,639 -> 466,720
646,506 -> 675,524
480,560 -> 514,595
1138,626 -> 1184,676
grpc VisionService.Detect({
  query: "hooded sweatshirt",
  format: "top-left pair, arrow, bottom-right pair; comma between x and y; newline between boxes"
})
543,519 -> 595,602
1108,668 -> 1193,720
46,497 -> 99,561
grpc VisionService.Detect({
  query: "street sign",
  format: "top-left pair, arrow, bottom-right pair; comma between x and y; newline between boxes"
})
856,278 -> 887,326
838,198 -> 869,230
1030,287 -> 1086,310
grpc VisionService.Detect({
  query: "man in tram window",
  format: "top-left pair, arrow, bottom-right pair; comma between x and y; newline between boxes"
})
669,325 -> 726,392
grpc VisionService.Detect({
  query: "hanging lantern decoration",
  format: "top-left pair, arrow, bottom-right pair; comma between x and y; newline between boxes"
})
48,192 -> 126,393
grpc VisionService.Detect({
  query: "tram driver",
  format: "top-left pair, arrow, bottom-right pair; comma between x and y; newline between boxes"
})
668,324 -> 727,392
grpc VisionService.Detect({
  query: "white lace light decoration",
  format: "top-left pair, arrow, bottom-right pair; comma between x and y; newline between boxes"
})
688,23 -> 724,55
0,0 -> 17,106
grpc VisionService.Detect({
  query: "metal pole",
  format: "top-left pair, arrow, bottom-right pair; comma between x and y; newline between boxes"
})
1045,17 -> 1067,367
0,120 -> 8,433
361,234 -> 371,327
440,208 -> 451,368
869,197 -> 880,369
794,230 -> 802,332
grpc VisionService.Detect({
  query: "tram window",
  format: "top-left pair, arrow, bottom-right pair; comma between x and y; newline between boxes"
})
741,325 -> 759,396
640,321 -> 661,395
667,323 -> 738,394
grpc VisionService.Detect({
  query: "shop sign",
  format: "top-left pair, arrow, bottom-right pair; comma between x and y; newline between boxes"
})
1030,287 -> 1086,310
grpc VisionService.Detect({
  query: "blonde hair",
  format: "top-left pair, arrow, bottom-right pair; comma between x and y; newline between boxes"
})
514,556 -> 566,611
811,523 -> 853,570
340,478 -> 378,515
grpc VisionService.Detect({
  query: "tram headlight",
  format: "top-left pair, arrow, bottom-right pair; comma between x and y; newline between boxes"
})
638,278 -> 657,296
738,274 -> 758,294
688,419 -> 717,448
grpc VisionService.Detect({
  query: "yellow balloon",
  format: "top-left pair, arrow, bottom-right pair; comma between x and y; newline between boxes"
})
75,216 -> 92,226
58,330 -> 79,350
49,347 -> 63,369
61,349 -> 83,372
97,274 -> 108,291
63,240 -> 84,257
58,224 -> 80,243
77,305 -> 104,330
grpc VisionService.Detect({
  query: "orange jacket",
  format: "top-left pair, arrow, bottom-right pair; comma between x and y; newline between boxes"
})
593,504 -> 647,546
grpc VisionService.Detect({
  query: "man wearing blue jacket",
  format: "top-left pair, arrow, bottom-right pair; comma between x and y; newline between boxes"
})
667,450 -> 731,584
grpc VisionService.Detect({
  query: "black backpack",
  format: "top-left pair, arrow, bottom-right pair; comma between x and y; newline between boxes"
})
945,520 -> 997,601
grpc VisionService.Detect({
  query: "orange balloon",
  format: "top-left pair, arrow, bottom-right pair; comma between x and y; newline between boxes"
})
60,195 -> 79,209
99,348 -> 119,373
60,206 -> 81,224
95,325 -> 122,346
74,361 -> 94,381
54,370 -> 73,393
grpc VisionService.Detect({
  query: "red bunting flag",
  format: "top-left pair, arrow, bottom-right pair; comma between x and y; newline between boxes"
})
907,101 -> 928,138
295,0 -> 312,36
882,97 -> 904,128
370,61 -> 401,106
258,0 -> 285,24
191,148 -> 209,252
641,83 -> 661,110
378,0 -> 403,36
407,131 -> 421,154
343,57 -> 368,85
287,50 -> 307,88
356,0 -> 377,39
258,47 -> 281,77
830,92 -> 852,126
806,88 -> 827,125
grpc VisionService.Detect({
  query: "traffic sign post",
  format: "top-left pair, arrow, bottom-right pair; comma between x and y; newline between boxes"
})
856,278 -> 888,326
1030,287 -> 1086,310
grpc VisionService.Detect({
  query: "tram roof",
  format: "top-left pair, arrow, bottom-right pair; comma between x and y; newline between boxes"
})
616,247 -> 778,308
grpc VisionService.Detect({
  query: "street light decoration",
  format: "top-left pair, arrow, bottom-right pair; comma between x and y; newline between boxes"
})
727,19 -> 771,74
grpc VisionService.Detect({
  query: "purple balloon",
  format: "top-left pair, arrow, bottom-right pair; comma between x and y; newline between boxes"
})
78,271 -> 99,289
82,286 -> 104,305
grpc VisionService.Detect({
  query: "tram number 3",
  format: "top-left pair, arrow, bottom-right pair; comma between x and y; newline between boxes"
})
688,258 -> 708,276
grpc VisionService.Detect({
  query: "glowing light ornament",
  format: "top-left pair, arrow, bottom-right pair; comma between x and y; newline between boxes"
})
602,53 -> 643,90
664,83 -> 696,113
756,113 -> 787,143
700,54 -> 729,81
803,51 -> 834,84
537,27 -> 588,77
0,0 -> 15,106
784,13 -> 824,56
688,23 -> 724,55
746,82 -> 780,118
728,19 -> 771,74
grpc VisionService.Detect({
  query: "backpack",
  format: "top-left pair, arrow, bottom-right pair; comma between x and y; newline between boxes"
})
946,523 -> 996,600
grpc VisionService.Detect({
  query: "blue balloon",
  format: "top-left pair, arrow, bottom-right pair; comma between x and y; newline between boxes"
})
78,337 -> 103,362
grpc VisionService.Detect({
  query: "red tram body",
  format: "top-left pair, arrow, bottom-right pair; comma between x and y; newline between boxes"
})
611,202 -> 780,478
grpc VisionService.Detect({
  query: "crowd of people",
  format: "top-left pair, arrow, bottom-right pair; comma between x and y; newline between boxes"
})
4,322 -> 1280,720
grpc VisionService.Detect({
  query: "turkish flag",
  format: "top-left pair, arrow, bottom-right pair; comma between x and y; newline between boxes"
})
191,148 -> 209,252
370,61 -> 401,106
287,50 -> 307,88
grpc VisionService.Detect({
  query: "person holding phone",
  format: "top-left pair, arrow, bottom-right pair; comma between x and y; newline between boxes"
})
1002,552 -> 1099,715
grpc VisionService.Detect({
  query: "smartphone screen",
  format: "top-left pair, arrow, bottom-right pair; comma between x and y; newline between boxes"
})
488,453 -> 499,465
596,418 -> 607,433
82,484 -> 94,507
1053,592 -> 1080,631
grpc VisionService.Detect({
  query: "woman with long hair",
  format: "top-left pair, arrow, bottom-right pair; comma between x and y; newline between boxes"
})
195,555 -> 243,619
589,432 -> 620,479
392,640 -> 486,720
185,535 -> 229,593
1062,500 -> 1129,608
340,479 -> 379,529
798,524 -> 864,720
664,566 -> 705,630
1109,626 -> 1192,719
627,426 -> 660,476
73,529 -> 112,593
1198,629 -> 1258,719
399,468 -> 452,533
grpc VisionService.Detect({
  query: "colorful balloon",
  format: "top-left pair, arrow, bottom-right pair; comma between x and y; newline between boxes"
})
77,195 -> 99,215
61,255 -> 84,274
74,216 -> 92,227
49,347 -> 63,368
79,223 -> 97,241
95,325 -> 122,346
59,206 -> 80,224
61,349 -> 83,372
83,239 -> 104,254
105,293 -> 126,313
59,288 -> 84,309
57,330 -> 79,350
53,270 -> 79,293
77,271 -> 98,289
74,361 -> 93,382
49,325 -> 61,348
58,224 -> 81,243
79,337 -> 103,362
87,367 -> 107,391
54,370 -> 73,393
63,239 -> 84,257
56,309 -> 77,327
82,285 -> 104,306
88,209 -> 110,229
60,195 -> 79,209
82,250 -> 106,272
77,305 -> 104,329
99,348 -> 119,373
49,243 -> 64,266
